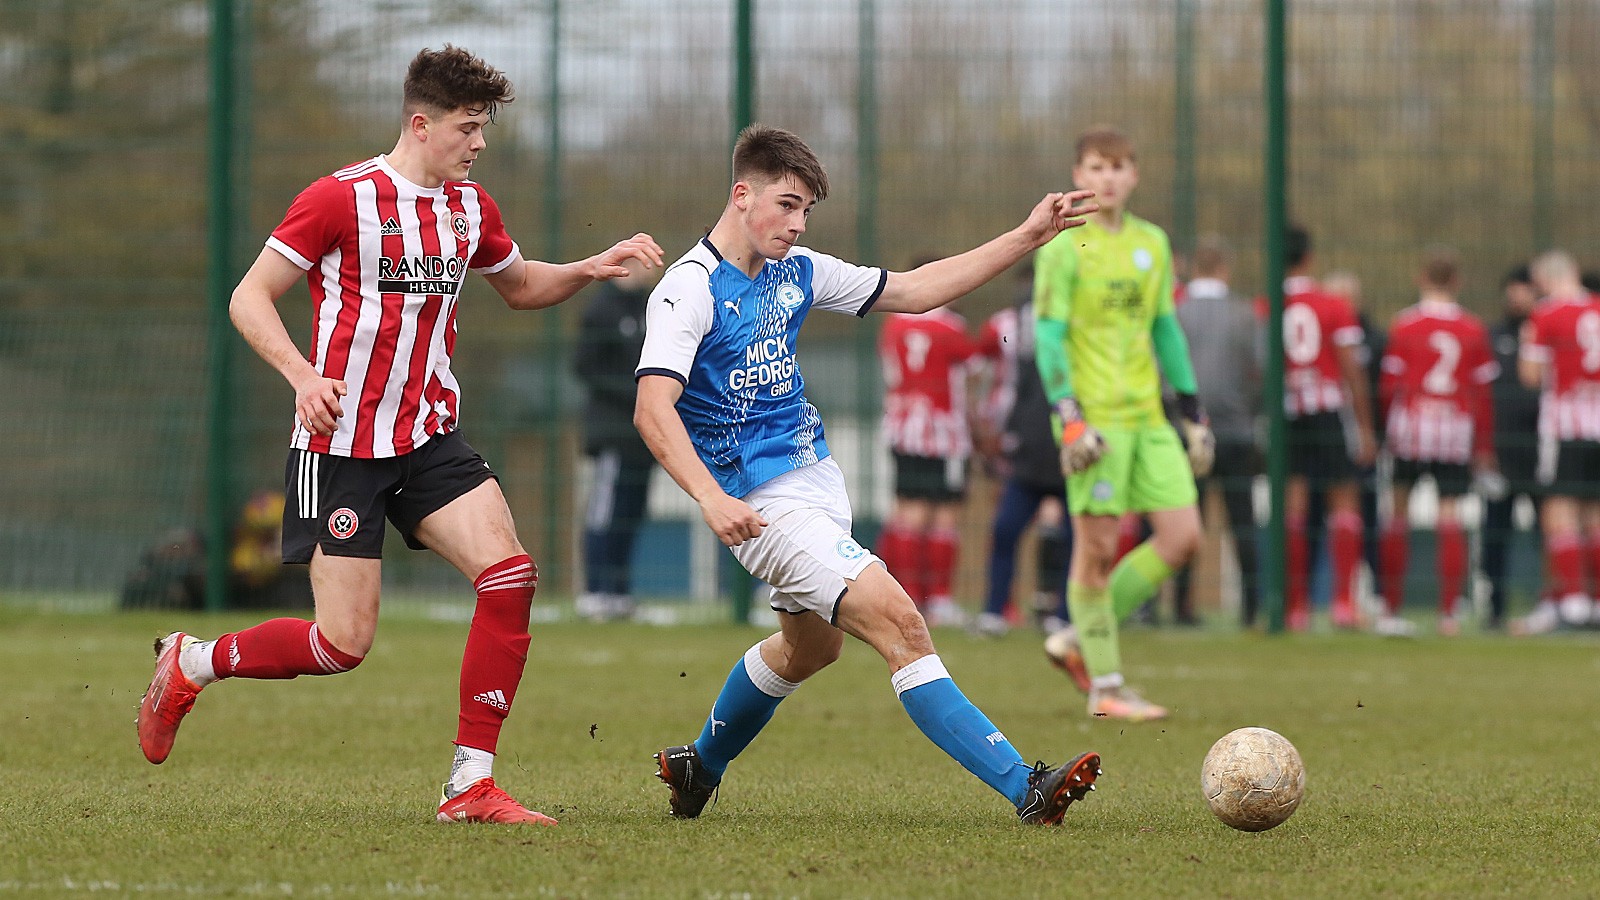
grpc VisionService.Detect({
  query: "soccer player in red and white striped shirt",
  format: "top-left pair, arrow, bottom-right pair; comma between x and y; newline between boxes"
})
1375,247 -> 1499,636
136,46 -> 663,824
1515,249 -> 1600,634
876,298 -> 980,626
1279,226 -> 1378,631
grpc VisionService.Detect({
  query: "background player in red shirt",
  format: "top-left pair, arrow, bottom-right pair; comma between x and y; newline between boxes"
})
136,46 -> 663,825
1515,249 -> 1600,634
1375,247 -> 1499,636
877,276 -> 980,627
1280,225 -> 1377,630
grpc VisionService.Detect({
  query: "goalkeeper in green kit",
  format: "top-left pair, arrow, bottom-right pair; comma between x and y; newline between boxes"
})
1034,127 -> 1212,721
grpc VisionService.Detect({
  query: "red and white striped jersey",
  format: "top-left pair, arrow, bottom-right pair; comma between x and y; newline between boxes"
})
1521,293 -> 1600,441
973,306 -> 1021,436
266,155 -> 519,458
1282,276 -> 1364,417
1379,299 -> 1498,463
878,309 -> 977,458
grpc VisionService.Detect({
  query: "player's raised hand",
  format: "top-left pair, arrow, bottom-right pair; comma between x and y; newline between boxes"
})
587,233 -> 665,280
1052,189 -> 1098,231
1021,190 -> 1098,247
295,376 -> 347,436
699,492 -> 769,547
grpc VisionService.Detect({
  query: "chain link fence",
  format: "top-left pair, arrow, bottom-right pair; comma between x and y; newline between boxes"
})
3,0 -> 1597,618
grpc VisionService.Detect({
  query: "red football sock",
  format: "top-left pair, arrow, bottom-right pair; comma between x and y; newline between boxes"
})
1115,515 -> 1142,564
1437,520 -> 1466,617
457,555 -> 537,754
1329,511 -> 1364,617
1287,516 -> 1309,628
212,617 -> 363,680
1548,533 -> 1584,599
1379,523 -> 1409,616
925,529 -> 958,602
1586,534 -> 1600,599
878,524 -> 918,600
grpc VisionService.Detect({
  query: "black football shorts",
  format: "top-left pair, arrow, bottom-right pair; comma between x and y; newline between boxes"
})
281,430 -> 496,563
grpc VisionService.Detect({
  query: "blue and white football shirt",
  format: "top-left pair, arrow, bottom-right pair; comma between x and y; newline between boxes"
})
636,238 -> 887,498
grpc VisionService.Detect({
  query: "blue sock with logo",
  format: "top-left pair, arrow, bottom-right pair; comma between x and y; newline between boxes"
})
692,643 -> 798,783
894,655 -> 1033,806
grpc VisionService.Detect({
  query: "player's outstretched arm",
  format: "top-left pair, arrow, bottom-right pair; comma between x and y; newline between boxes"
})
486,233 -> 665,311
634,375 -> 768,547
873,190 -> 1097,315
230,247 -> 347,436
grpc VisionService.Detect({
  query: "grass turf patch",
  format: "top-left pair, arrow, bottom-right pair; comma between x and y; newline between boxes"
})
3,608 -> 1598,897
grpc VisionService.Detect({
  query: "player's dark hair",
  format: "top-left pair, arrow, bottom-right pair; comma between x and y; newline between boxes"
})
403,45 -> 514,122
1419,245 -> 1460,288
1285,224 -> 1312,269
1501,264 -> 1532,289
1584,271 -> 1600,295
732,124 -> 830,201
1075,126 -> 1136,165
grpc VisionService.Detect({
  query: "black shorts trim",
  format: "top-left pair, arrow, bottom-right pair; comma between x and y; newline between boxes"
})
1545,439 -> 1600,499
891,452 -> 969,502
1390,458 -> 1472,497
1286,411 -> 1359,485
281,430 -> 497,563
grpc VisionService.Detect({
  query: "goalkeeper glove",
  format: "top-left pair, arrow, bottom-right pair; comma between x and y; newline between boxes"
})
1054,398 -> 1107,476
1175,393 -> 1215,478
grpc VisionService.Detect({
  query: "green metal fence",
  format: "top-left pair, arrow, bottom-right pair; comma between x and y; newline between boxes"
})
3,0 -> 1596,618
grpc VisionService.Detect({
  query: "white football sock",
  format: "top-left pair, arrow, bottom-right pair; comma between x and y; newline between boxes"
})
447,745 -> 494,797
179,637 -> 217,687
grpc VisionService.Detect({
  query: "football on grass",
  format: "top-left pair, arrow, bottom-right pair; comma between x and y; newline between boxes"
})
1201,727 -> 1305,831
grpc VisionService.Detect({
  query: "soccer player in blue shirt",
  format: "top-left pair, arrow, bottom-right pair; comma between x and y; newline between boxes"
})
634,124 -> 1101,825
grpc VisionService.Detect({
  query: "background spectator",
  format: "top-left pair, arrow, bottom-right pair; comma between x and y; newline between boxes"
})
1483,265 -> 1543,629
1175,235 -> 1263,626
575,257 -> 659,622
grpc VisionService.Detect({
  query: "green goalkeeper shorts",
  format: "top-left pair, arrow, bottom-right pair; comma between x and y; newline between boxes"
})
1066,423 -> 1198,517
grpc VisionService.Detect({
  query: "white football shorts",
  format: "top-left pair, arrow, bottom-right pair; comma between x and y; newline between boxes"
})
730,457 -> 880,624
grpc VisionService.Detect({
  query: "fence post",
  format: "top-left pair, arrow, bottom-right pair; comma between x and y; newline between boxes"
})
856,0 -> 881,552
724,0 -> 757,625
204,0 -> 239,613
1263,0 -> 1288,634
1531,0 -> 1554,252
543,0 -> 565,592
1172,0 -> 1196,258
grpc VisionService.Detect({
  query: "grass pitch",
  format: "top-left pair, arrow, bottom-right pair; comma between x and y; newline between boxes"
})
3,607 -> 1598,898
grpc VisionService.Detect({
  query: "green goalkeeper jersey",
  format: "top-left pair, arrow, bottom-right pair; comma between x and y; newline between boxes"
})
1034,214 -> 1175,431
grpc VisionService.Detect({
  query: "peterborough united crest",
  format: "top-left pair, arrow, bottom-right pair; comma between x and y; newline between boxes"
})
328,507 -> 360,540
776,283 -> 805,311
835,536 -> 868,561
450,210 -> 470,239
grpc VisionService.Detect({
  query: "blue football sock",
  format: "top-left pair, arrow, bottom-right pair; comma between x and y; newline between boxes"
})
895,655 -> 1033,806
693,643 -> 797,782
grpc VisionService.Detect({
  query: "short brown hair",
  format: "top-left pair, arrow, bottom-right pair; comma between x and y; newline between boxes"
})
732,124 -> 830,201
1192,234 -> 1232,279
1532,249 -> 1579,287
1075,125 -> 1136,165
404,45 -> 514,121
1419,245 -> 1460,289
